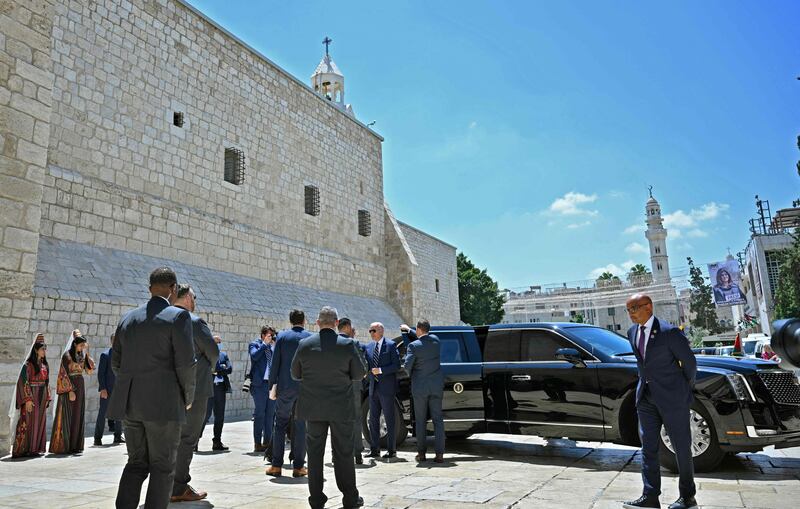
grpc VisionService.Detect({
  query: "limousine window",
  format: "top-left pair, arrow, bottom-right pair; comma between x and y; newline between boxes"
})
439,335 -> 464,363
563,326 -> 633,357
520,329 -> 590,361
484,329 -> 520,362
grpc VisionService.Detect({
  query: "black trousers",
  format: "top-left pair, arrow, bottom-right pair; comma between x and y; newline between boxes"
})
306,420 -> 360,509
172,400 -> 207,496
94,395 -> 122,441
115,419 -> 181,509
204,384 -> 227,441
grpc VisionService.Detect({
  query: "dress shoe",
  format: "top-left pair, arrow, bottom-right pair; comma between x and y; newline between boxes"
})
113,437 -> 125,444
355,453 -> 363,465
212,440 -> 229,451
623,494 -> 660,508
668,496 -> 698,509
366,450 -> 381,458
254,442 -> 266,453
93,438 -> 102,446
344,496 -> 365,509
292,467 -> 308,478
433,454 -> 444,463
170,485 -> 208,502
415,453 -> 427,462
382,452 -> 396,460
265,466 -> 282,477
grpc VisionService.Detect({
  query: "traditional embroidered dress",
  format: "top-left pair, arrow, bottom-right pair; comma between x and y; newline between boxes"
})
49,351 -> 94,454
12,360 -> 50,457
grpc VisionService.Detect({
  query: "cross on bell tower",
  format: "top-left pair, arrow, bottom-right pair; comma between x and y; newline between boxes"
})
310,36 -> 354,117
322,36 -> 332,56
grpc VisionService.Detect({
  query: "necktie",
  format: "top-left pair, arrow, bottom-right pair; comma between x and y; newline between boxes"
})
372,341 -> 381,369
638,325 -> 646,359
263,344 -> 273,381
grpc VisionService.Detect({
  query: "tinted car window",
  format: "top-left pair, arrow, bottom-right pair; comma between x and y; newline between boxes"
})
563,326 -> 633,357
484,329 -> 520,362
520,329 -> 584,361
439,334 -> 464,363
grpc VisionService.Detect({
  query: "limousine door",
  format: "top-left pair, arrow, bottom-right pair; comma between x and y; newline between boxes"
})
437,332 -> 485,435
506,328 -> 606,440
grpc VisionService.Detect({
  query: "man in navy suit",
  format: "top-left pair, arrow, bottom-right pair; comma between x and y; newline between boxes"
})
402,319 -> 445,463
338,317 -> 368,464
248,326 -> 276,454
204,348 -> 232,451
365,322 -> 401,459
623,294 -> 698,509
266,309 -> 311,477
94,333 -> 123,445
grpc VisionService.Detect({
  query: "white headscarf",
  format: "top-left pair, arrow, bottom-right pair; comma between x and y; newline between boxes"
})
7,333 -> 47,454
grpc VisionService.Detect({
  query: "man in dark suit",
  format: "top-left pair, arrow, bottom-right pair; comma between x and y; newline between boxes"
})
266,309 -> 311,477
402,319 -> 445,463
204,348 -> 232,451
623,293 -> 698,509
338,317 -> 368,464
248,325 -> 276,454
94,333 -> 123,445
108,267 -> 196,509
292,306 -> 367,509
365,322 -> 401,459
170,284 -> 220,503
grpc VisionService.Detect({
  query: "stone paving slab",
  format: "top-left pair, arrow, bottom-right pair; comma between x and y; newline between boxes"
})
0,420 -> 798,508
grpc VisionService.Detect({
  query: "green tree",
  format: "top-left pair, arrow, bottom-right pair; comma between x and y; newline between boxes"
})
596,271 -> 621,287
687,257 -> 723,334
570,313 -> 585,323
457,252 -> 505,325
774,229 -> 800,319
627,263 -> 652,286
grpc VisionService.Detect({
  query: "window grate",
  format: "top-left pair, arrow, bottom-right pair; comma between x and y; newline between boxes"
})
224,147 -> 245,185
304,185 -> 320,216
358,209 -> 371,237
173,111 -> 184,127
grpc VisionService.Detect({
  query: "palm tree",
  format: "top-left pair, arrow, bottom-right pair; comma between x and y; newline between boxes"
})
627,264 -> 652,286
596,271 -> 621,287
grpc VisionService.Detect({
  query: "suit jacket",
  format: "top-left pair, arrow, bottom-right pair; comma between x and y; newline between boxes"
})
365,338 -> 400,397
97,347 -> 116,393
182,310 -> 220,402
291,328 -> 368,422
213,351 -> 233,394
627,316 -> 697,409
248,338 -> 272,389
269,326 -> 310,394
108,296 -> 196,423
403,331 -> 444,396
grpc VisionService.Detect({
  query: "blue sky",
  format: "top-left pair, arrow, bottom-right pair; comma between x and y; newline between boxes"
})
187,0 -> 800,290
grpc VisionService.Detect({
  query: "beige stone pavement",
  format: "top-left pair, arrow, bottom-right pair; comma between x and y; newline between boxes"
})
0,420 -> 798,509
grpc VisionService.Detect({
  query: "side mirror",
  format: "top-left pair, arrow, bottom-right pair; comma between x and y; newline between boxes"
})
772,318 -> 800,369
555,347 -> 586,368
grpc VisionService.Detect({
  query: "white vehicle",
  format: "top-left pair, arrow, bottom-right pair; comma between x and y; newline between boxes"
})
743,333 -> 770,357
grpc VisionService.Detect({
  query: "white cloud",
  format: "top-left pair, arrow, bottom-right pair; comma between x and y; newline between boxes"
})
623,223 -> 645,234
468,121 -> 477,129
567,221 -> 591,229
548,192 -> 599,216
588,260 -> 635,279
625,242 -> 648,254
687,228 -> 708,238
663,202 -> 729,230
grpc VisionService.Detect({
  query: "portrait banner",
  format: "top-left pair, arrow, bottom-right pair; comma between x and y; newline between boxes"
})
707,260 -> 747,307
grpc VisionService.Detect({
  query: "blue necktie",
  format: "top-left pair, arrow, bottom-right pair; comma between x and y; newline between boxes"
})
263,345 -> 273,381
372,341 -> 381,369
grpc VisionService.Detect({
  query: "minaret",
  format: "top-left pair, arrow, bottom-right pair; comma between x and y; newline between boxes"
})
310,36 -> 354,117
645,187 -> 671,283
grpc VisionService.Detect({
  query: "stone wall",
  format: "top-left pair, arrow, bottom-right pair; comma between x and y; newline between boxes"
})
44,0 -> 387,299
384,205 -> 415,323
398,222 -> 460,325
0,0 -> 56,452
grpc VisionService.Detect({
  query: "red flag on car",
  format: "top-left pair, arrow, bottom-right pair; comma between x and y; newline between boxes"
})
732,332 -> 743,357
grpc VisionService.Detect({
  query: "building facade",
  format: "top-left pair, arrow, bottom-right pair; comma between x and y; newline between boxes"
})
0,0 -> 459,451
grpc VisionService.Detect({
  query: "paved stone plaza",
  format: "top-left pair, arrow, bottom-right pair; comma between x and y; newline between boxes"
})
0,420 -> 797,508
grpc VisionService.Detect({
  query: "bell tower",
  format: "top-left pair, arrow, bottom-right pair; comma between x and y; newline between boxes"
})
311,37 -> 354,117
645,187 -> 671,283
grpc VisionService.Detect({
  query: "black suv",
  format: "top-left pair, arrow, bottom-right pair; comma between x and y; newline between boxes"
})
361,322 -> 800,472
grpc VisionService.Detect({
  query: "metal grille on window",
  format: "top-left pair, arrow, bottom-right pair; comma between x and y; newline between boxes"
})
358,209 -> 371,237
224,147 -> 245,185
173,111 -> 184,127
304,185 -> 320,216
764,251 -> 781,296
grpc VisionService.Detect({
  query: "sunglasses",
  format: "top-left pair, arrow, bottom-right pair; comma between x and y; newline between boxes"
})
368,329 -> 377,333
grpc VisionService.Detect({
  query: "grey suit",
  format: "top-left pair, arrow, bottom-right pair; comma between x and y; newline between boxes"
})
404,331 -> 445,456
292,328 -> 367,509
108,296 -> 196,509
173,311 -> 220,497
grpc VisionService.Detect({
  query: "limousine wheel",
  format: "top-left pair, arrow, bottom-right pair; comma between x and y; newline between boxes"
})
658,402 -> 725,473
361,399 -> 408,449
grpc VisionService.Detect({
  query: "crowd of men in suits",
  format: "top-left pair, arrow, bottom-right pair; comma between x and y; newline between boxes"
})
107,267 -> 447,509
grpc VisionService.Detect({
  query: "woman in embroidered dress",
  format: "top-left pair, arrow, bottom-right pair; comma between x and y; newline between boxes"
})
9,334 -> 51,457
49,329 -> 94,454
